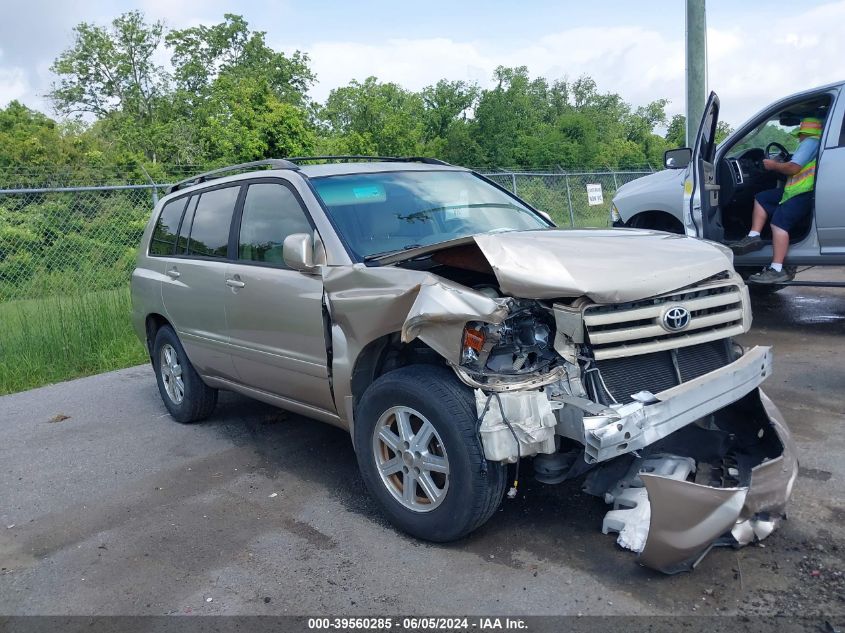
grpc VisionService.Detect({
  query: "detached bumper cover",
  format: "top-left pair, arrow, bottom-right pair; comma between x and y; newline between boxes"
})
583,346 -> 772,463
638,391 -> 798,573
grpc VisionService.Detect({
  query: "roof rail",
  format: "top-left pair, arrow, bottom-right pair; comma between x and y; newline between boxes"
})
166,159 -> 299,194
286,155 -> 451,166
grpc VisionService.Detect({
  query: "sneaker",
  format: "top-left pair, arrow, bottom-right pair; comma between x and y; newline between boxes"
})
748,266 -> 790,284
729,234 -> 764,255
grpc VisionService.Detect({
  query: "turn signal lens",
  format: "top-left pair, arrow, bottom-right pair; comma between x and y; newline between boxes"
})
462,326 -> 485,353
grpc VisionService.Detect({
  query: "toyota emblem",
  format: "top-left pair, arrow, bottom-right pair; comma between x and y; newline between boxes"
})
662,306 -> 691,332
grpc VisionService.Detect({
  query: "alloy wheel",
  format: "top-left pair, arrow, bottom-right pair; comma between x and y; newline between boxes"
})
371,406 -> 450,512
159,343 -> 185,405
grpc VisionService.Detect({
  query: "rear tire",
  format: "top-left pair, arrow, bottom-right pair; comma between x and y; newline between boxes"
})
152,325 -> 218,423
354,365 -> 507,542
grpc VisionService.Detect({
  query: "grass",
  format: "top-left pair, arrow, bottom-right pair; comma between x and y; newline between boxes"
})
0,287 -> 148,395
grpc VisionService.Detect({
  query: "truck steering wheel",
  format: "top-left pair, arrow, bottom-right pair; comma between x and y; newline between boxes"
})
765,141 -> 790,163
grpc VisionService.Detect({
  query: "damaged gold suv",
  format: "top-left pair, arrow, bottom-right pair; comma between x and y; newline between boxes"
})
131,157 -> 798,573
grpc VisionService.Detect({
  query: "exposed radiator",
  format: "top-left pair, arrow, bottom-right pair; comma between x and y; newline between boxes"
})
594,339 -> 734,404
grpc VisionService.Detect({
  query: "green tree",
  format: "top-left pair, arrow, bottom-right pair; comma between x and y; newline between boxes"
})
48,11 -> 169,161
166,14 -> 314,106
321,77 -> 426,156
38,16 -> 707,174
420,79 -> 478,141
0,101 -> 66,168
164,14 -> 316,164
198,75 -> 315,164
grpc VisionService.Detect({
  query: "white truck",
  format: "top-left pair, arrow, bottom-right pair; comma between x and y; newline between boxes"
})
612,81 -> 845,286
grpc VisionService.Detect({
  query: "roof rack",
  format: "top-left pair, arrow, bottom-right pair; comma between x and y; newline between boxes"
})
164,156 -> 453,194
286,155 -> 451,166
166,159 -> 299,194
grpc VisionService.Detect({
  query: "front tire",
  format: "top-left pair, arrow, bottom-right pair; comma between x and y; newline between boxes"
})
152,325 -> 218,423
354,365 -> 507,542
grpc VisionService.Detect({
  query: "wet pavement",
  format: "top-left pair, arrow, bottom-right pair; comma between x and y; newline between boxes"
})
0,268 -> 843,618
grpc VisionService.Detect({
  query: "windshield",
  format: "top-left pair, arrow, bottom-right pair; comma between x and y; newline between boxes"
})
310,170 -> 549,259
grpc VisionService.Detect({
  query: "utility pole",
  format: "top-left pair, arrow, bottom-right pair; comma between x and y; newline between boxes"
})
685,0 -> 707,147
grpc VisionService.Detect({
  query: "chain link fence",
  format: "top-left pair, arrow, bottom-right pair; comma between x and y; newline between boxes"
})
483,170 -> 653,227
0,167 -> 652,303
0,183 -> 168,302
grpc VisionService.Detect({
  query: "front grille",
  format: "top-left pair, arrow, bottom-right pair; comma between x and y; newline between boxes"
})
583,278 -> 746,361
595,340 -> 733,404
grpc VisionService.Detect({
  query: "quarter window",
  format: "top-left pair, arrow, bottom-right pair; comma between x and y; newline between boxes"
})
186,186 -> 240,258
149,198 -> 188,256
238,183 -> 312,265
176,196 -> 199,254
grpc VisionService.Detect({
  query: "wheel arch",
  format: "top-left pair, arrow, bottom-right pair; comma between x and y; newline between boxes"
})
627,210 -> 685,234
349,332 -> 448,408
145,313 -> 172,358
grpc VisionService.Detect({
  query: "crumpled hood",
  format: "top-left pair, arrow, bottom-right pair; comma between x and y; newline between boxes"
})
472,228 -> 733,303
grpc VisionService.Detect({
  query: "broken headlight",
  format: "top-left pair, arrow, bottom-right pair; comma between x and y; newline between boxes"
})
461,302 -> 558,375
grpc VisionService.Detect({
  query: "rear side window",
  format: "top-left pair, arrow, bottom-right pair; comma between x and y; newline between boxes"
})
149,198 -> 188,256
176,196 -> 199,254
186,186 -> 240,258
238,182 -> 312,265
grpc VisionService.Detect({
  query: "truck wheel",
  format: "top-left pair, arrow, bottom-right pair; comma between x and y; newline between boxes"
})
354,365 -> 507,542
152,325 -> 218,423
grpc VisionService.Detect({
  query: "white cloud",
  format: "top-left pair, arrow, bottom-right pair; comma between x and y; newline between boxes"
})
704,1 -> 845,126
0,49 -> 29,107
299,27 -> 685,114
298,1 -> 845,127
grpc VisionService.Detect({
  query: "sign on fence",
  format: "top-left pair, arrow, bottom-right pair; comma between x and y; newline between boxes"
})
586,183 -> 604,206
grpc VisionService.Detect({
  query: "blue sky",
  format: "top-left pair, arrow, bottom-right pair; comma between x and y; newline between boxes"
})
2,0 -> 844,126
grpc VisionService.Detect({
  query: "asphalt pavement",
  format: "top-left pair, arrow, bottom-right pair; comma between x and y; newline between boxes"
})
1,268 -> 843,618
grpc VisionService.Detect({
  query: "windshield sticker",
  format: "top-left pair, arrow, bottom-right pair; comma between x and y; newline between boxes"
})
353,185 -> 386,201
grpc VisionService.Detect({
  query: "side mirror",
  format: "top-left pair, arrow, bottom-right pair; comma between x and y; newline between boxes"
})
283,233 -> 316,272
664,147 -> 692,169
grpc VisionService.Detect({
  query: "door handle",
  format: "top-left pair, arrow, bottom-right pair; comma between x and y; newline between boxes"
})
226,278 -> 246,289
166,268 -> 181,279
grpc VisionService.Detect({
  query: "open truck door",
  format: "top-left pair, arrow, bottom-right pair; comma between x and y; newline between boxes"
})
683,92 -> 722,241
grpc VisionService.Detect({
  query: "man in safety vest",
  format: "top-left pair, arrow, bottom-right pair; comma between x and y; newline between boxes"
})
730,116 -> 823,283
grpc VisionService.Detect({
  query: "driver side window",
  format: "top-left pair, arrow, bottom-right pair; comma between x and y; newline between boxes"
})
238,182 -> 313,267
730,121 -> 799,157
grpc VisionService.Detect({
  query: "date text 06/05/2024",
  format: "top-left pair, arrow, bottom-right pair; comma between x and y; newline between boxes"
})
306,617 -> 528,631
